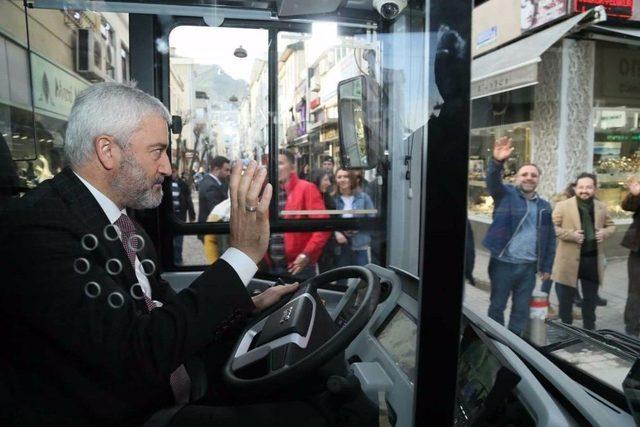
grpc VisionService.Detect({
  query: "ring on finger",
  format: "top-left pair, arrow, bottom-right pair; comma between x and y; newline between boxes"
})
245,205 -> 258,212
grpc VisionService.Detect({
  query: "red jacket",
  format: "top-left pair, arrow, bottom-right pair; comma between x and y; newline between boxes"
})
281,172 -> 331,265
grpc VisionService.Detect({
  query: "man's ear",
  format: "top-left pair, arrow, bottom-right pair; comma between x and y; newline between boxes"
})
95,135 -> 118,170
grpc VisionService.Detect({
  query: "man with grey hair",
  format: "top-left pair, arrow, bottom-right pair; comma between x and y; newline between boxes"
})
0,82 -> 305,426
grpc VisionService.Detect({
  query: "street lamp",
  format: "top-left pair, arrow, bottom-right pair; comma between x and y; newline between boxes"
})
233,45 -> 247,58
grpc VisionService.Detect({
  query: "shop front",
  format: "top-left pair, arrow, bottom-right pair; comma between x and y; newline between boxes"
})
469,1 -> 640,259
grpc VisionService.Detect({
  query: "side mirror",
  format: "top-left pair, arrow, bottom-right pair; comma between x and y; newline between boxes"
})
337,76 -> 382,170
170,115 -> 183,135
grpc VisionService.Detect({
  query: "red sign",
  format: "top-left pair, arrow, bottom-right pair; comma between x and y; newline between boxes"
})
574,0 -> 634,19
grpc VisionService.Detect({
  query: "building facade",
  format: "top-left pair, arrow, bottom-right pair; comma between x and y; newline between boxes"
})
469,0 -> 640,258
0,1 -> 129,188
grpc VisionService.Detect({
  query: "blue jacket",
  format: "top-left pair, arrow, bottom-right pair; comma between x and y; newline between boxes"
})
335,190 -> 375,249
482,160 -> 556,273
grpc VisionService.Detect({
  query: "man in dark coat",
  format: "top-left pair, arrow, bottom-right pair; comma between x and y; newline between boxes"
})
197,155 -> 230,224
171,165 -> 195,264
621,176 -> 640,337
0,82 -> 299,426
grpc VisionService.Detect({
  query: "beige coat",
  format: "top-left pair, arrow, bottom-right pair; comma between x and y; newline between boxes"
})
550,196 -> 615,287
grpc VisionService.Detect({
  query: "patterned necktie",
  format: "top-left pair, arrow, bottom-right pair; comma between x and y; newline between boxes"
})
114,214 -> 191,404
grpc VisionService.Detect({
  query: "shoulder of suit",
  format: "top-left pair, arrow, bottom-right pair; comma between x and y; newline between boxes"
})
555,196 -> 573,207
2,178 -> 61,221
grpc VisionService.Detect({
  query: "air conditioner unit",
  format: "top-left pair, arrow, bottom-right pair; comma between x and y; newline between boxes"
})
76,28 -> 109,82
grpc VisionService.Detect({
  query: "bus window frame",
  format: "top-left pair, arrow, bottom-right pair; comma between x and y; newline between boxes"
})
148,14 -> 388,270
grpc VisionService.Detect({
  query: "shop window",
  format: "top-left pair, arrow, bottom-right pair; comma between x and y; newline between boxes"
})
277,30 -> 382,211
468,87 -> 534,218
468,123 -> 532,218
593,107 -> 640,218
168,26 -> 269,266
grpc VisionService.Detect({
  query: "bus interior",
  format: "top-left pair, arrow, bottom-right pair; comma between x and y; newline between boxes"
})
3,0 -> 640,426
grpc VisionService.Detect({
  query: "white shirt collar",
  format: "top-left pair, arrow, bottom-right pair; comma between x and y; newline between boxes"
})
74,172 -> 125,224
208,173 -> 221,185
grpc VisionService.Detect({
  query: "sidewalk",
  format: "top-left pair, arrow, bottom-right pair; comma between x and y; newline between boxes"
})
465,250 -> 629,332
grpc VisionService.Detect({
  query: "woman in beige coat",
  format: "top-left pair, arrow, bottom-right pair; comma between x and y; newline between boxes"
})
551,173 -> 615,329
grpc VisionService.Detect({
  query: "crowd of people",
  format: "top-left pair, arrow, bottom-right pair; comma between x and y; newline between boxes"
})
172,151 -> 379,280
481,136 -> 640,337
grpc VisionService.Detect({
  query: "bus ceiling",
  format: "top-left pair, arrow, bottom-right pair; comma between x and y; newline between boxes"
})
27,0 -> 381,28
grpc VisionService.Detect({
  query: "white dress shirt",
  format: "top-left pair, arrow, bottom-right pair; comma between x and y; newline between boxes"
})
209,173 -> 222,186
74,173 -> 257,299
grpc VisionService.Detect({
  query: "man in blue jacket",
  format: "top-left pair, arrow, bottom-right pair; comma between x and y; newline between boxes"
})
482,137 -> 556,336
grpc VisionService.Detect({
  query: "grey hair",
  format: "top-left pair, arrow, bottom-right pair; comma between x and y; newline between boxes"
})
64,81 -> 171,168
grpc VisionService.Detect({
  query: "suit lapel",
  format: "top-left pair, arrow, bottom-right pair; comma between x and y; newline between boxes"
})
569,196 -> 581,229
52,169 -> 141,293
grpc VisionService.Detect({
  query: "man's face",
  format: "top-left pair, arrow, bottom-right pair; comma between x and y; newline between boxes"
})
212,163 -> 231,180
515,165 -> 539,194
278,154 -> 293,184
322,160 -> 334,172
576,177 -> 596,200
112,114 -> 171,209
219,162 -> 231,180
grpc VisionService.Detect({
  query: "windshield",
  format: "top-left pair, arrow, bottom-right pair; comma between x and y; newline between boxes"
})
5,0 -> 640,425
464,0 -> 640,406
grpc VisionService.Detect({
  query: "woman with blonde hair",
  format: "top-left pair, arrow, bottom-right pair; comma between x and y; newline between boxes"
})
333,168 -> 375,267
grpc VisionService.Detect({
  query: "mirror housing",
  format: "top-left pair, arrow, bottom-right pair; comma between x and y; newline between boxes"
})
337,75 -> 382,170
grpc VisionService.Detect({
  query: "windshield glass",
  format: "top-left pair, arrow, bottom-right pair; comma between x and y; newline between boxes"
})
463,0 -> 640,402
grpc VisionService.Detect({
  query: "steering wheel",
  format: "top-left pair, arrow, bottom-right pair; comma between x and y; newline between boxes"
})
223,266 -> 380,393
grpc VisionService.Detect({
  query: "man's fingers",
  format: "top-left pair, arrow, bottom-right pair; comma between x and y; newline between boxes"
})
576,230 -> 584,234
257,183 -> 272,216
229,160 -> 243,210
275,282 -> 299,296
246,166 -> 267,209
238,161 -> 257,210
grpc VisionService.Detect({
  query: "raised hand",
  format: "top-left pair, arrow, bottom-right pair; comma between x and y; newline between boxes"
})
229,160 -> 272,265
628,175 -> 640,196
493,136 -> 514,162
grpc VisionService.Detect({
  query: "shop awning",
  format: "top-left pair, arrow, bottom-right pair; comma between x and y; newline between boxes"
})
471,8 -> 605,100
592,25 -> 640,40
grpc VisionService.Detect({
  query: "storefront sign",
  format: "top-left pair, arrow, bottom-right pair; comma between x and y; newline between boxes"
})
521,0 -> 568,32
473,0 -> 522,56
599,109 -> 627,128
477,26 -> 498,48
596,45 -> 640,101
575,0 -> 633,19
604,133 -> 640,142
471,62 -> 538,99
320,125 -> 338,142
30,53 -> 89,118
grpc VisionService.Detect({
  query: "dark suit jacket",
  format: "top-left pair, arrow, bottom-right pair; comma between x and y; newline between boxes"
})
0,168 -> 254,426
173,178 -> 195,222
197,174 -> 228,223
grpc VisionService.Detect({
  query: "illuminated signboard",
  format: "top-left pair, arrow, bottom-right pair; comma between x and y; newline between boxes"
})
574,0 -> 633,19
